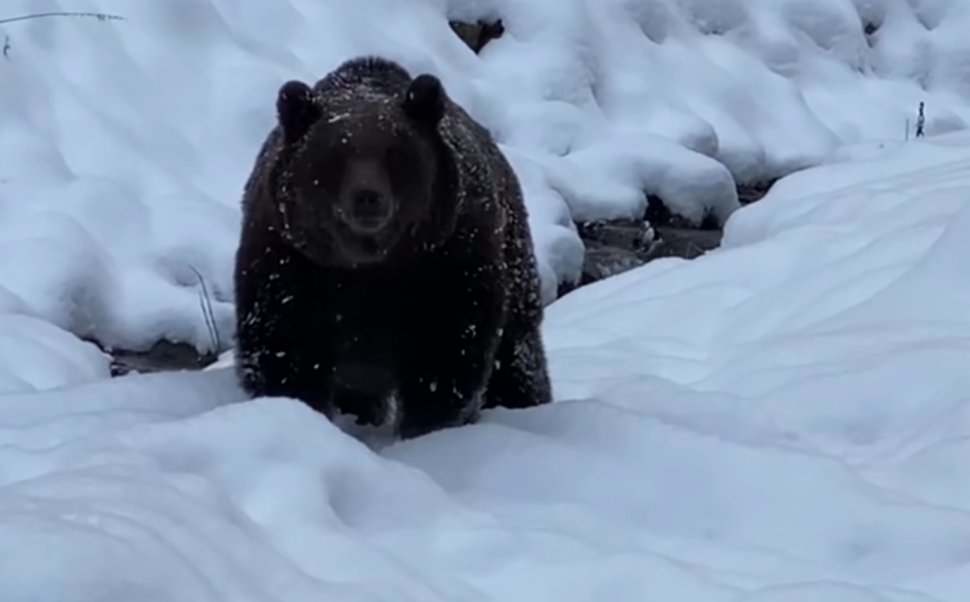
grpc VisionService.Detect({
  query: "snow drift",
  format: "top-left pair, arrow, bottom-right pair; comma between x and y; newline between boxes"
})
3,129 -> 970,601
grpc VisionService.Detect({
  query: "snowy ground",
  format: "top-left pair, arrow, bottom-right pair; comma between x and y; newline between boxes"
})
3,129 -> 970,602
4,0 -> 970,600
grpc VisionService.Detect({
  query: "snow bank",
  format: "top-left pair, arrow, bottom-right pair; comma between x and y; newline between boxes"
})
4,128 -> 970,601
3,0 -> 970,367
0,315 -> 110,393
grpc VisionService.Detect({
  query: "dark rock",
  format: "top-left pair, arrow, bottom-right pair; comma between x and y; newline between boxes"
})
651,225 -> 722,259
737,181 -> 773,205
576,217 -> 657,252
581,244 -> 652,284
101,340 -> 218,376
449,19 -> 505,54
569,216 -> 723,291
644,194 -> 720,230
574,218 -> 659,288
561,179 -> 776,297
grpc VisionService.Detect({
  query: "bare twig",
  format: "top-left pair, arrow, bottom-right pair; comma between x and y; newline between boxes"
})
186,265 -> 223,354
0,12 -> 124,58
0,12 -> 125,26
916,101 -> 925,138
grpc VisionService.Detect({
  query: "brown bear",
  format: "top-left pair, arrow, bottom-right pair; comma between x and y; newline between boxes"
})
232,56 -> 553,439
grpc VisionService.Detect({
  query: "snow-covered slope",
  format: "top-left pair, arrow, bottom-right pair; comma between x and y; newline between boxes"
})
3,130 -> 970,601
3,0 -> 970,368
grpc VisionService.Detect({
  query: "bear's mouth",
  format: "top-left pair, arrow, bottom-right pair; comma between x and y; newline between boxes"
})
334,204 -> 393,237
330,224 -> 401,266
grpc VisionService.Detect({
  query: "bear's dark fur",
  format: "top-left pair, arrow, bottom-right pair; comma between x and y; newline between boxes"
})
232,56 -> 553,438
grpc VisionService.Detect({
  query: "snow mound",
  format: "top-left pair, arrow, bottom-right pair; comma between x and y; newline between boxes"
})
3,131 -> 970,600
3,0 -> 970,361
0,315 -> 110,393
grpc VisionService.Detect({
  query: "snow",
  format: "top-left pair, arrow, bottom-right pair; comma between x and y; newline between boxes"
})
2,128 -> 970,602
0,315 -> 110,393
3,0 -> 970,599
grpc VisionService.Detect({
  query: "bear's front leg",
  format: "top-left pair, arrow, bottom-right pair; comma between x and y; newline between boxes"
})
233,243 -> 338,419
395,269 -> 505,439
331,360 -> 395,426
483,321 -> 553,410
236,344 -> 335,414
235,310 -> 338,419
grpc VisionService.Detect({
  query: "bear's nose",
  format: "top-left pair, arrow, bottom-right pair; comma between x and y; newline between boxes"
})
342,188 -> 393,234
353,189 -> 386,217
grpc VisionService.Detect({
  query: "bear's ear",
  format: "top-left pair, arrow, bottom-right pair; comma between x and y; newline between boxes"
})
277,80 -> 321,143
403,74 -> 446,127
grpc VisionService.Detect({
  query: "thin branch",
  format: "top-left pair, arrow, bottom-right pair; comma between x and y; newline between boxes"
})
186,265 -> 223,354
0,12 -> 125,26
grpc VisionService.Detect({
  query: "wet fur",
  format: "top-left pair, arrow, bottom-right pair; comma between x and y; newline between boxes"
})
233,56 -> 553,439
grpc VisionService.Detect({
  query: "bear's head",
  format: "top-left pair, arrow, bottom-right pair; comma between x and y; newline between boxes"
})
269,72 -> 457,268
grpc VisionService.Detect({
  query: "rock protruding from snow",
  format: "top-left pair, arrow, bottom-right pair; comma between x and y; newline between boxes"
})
565,178 -> 775,294
449,19 -> 505,54
571,218 -> 660,290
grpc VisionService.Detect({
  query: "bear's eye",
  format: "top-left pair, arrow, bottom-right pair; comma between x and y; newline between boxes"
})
385,145 -> 409,165
386,145 -> 426,192
306,154 -> 344,192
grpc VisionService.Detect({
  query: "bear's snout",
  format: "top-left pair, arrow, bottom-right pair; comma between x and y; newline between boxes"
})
339,188 -> 394,234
